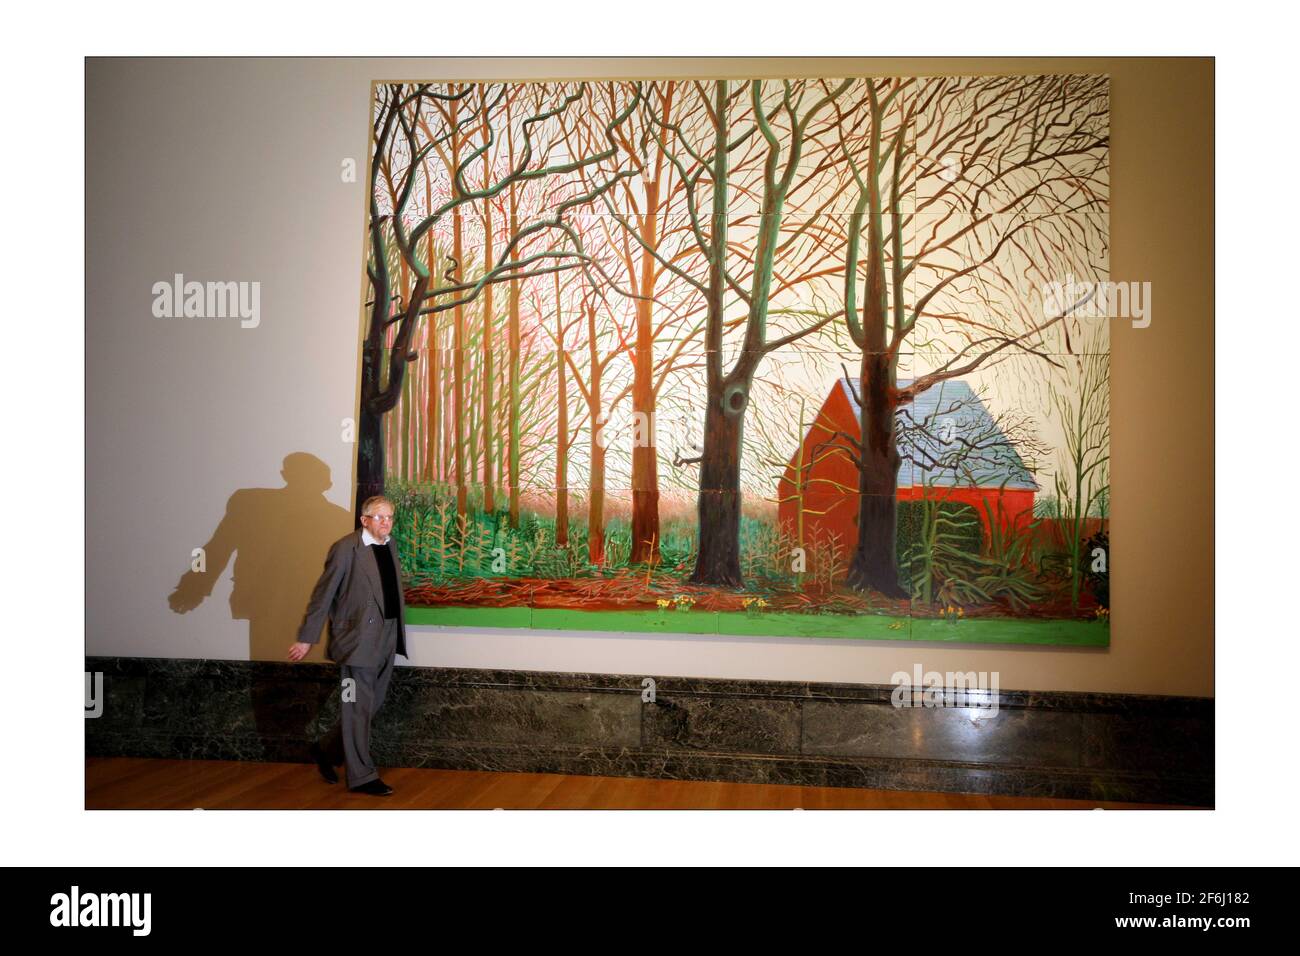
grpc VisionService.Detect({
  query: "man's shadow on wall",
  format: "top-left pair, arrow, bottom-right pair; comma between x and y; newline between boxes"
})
168,452 -> 353,759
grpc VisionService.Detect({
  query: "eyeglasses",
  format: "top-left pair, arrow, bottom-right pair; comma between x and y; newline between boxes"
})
364,513 -> 394,523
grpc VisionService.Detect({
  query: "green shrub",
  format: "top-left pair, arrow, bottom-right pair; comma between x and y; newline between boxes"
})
896,499 -> 983,603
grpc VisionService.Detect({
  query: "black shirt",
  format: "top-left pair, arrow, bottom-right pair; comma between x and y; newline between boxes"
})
369,543 -> 401,620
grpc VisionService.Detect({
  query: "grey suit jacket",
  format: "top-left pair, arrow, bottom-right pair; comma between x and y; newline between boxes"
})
296,528 -> 408,666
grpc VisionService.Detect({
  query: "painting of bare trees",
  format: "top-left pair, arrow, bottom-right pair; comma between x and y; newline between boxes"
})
356,73 -> 1111,645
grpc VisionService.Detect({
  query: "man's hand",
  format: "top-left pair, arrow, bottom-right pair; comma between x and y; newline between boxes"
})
287,642 -> 313,662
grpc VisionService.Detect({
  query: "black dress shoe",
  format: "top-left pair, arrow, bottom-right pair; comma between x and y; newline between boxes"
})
349,778 -> 394,796
309,742 -> 338,784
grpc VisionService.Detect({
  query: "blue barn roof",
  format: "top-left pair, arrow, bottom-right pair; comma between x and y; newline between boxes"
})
838,377 -> 1038,491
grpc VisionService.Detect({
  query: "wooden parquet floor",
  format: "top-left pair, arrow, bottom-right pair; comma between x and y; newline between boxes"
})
85,758 -> 1202,809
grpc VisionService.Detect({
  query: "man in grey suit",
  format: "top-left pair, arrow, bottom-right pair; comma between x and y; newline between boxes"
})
288,495 -> 408,796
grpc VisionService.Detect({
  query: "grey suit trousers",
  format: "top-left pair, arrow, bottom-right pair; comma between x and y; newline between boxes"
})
320,616 -> 399,788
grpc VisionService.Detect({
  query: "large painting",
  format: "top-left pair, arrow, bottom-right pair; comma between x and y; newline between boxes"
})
355,74 -> 1111,645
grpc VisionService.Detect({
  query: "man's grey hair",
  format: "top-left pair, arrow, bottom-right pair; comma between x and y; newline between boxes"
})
360,495 -> 395,517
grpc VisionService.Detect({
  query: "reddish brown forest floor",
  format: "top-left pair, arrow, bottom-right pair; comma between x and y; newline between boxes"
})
403,574 -> 907,614
403,573 -> 1096,618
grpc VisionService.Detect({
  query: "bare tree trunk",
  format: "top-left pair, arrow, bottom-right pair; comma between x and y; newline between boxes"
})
554,270 -> 568,547
506,108 -> 523,529
449,88 -> 469,515
846,349 -> 905,595
586,303 -> 605,565
846,88 -> 906,597
443,360 -> 453,483
690,80 -> 747,587
629,181 -> 661,564
422,185 -> 438,483
481,117 -> 496,513
507,253 -> 522,527
690,389 -> 747,587
400,353 -> 411,480
431,335 -> 447,481
356,404 -> 385,527
467,340 -> 480,494
496,357 -> 506,494
452,207 -> 467,515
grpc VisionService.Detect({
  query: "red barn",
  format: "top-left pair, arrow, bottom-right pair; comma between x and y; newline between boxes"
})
776,377 -> 1037,554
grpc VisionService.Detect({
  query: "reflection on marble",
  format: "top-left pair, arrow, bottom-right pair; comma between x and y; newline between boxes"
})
85,658 -> 1213,806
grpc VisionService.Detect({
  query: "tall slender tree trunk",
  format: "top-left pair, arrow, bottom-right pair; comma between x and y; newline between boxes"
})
481,117 -> 496,513
467,341 -> 480,495
383,344 -> 393,482
553,270 -> 568,547
630,181 -> 661,565
586,303 -> 605,565
422,199 -> 439,482
450,88 -> 469,516
431,335 -> 447,481
507,239 -> 522,527
443,366 -> 454,484
452,220 -> 467,515
393,200 -> 412,485
506,108 -> 523,529
627,83 -> 674,564
413,327 -> 423,480
400,352 -> 411,480
795,396 -> 806,588
496,361 -> 506,493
